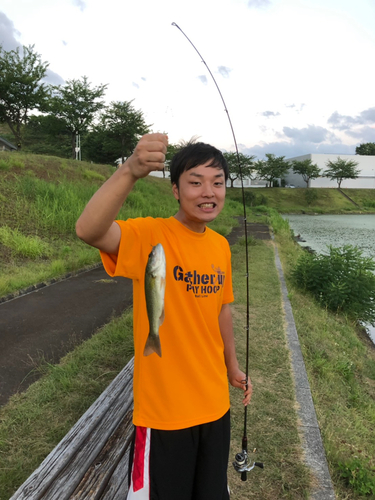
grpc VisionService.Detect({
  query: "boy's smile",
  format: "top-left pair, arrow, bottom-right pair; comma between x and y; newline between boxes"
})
172,162 -> 226,233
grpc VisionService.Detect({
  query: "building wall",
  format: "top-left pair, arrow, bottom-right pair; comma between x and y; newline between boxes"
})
284,154 -> 375,188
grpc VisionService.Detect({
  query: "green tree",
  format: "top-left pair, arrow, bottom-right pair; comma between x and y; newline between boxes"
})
255,154 -> 289,187
83,122 -> 123,165
23,115 -> 71,158
291,159 -> 321,187
104,101 -> 149,164
223,152 -> 256,188
0,45 -> 50,149
355,142 -> 375,156
50,76 -> 107,159
324,157 -> 360,188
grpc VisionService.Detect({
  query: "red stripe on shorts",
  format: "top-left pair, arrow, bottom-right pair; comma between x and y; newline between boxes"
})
132,426 -> 147,492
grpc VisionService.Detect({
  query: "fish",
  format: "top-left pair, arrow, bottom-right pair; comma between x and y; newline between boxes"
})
143,243 -> 166,357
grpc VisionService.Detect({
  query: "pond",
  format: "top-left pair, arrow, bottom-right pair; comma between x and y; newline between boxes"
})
283,214 -> 375,343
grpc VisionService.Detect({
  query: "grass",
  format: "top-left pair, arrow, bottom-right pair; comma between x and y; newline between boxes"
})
227,238 -> 311,499
226,187 -> 375,214
273,217 -> 375,499
0,310 -> 135,498
0,152 -> 242,298
1,150 -> 375,498
0,237 -> 311,500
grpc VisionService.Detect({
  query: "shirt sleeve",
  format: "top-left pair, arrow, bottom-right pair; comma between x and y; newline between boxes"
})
100,219 -> 146,280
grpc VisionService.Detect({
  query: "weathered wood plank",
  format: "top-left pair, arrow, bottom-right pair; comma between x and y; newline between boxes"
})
71,410 -> 134,499
10,358 -> 134,500
100,449 -> 131,500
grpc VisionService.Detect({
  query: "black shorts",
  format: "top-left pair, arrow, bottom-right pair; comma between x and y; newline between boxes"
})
127,410 -> 230,500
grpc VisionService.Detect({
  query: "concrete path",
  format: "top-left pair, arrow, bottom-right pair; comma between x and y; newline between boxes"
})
273,240 -> 336,499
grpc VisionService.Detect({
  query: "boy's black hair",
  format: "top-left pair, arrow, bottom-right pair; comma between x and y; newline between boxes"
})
170,142 -> 229,187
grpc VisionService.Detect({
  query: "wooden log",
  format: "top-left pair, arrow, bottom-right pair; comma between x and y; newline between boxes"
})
71,410 -> 134,499
100,449 -> 131,500
10,358 -> 134,500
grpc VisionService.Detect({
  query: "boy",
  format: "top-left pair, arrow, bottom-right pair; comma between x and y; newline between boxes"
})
76,133 -> 252,499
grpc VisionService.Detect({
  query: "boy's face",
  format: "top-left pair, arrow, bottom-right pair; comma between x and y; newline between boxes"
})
172,161 -> 226,233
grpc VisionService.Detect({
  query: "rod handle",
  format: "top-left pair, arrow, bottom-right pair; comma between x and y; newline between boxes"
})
241,471 -> 247,481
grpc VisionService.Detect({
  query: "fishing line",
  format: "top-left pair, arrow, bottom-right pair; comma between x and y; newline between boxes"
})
172,22 -> 263,480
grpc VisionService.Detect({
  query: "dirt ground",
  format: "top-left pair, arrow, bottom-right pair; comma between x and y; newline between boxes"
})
0,222 -> 269,407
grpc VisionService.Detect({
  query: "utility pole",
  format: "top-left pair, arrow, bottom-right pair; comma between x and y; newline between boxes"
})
75,131 -> 81,161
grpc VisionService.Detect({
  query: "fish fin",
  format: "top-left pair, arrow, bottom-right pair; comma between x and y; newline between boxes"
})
143,335 -> 162,357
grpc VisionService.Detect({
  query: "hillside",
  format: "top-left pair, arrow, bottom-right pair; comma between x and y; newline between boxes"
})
227,186 -> 375,213
0,151 -> 178,298
2,150 -> 375,298
0,151 -> 242,298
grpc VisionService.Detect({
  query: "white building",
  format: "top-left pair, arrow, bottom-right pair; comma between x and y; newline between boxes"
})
284,154 -> 375,189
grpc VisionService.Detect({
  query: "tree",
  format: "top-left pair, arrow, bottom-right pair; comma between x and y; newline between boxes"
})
291,159 -> 321,187
355,142 -> 375,156
104,101 -> 149,164
324,157 -> 360,189
50,76 -> 107,159
223,152 -> 256,188
23,114 -> 71,158
254,154 -> 289,187
0,45 -> 50,149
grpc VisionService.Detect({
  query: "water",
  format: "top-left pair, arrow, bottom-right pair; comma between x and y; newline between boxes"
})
283,214 -> 375,343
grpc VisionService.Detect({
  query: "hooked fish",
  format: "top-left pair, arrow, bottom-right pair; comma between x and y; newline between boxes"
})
143,243 -> 166,357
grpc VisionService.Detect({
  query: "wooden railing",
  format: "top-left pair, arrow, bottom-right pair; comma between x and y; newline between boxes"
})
10,359 -> 135,500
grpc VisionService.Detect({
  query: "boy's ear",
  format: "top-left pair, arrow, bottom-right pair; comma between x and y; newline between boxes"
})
172,183 -> 179,201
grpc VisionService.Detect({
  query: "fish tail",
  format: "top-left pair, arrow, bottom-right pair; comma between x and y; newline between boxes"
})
143,334 -> 162,357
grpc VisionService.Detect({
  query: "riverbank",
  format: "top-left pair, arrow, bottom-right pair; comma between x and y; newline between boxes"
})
227,186 -> 375,214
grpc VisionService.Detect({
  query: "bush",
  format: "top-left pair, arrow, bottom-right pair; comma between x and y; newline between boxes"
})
292,245 -> 375,324
338,458 -> 375,496
304,189 -> 318,206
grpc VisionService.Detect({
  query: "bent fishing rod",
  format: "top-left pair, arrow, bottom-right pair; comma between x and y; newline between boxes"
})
172,22 -> 263,480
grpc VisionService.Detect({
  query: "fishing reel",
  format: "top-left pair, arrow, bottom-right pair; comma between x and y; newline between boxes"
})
233,449 -> 264,481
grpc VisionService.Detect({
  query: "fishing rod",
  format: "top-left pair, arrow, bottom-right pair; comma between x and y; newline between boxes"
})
172,22 -> 263,480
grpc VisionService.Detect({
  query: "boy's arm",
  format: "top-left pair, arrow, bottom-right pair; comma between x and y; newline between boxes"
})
219,303 -> 252,406
76,133 -> 168,255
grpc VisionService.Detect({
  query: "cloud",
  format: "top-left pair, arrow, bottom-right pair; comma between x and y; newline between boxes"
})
328,107 -> 375,130
285,103 -> 306,112
247,0 -> 271,8
0,12 -> 21,51
43,69 -> 65,85
132,82 -> 140,89
62,40 -> 68,46
261,111 -> 280,118
197,75 -> 208,85
242,140 -> 356,160
345,126 -> 375,143
283,124 -> 337,144
141,77 -> 146,81
72,0 -> 86,11
217,66 -> 231,78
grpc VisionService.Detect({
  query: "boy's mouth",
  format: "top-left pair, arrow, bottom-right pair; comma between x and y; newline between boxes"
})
198,203 -> 216,208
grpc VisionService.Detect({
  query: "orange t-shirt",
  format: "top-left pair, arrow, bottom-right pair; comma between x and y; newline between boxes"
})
100,216 -> 234,430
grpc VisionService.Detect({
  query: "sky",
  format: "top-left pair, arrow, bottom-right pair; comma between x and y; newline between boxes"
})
1,0 -> 374,159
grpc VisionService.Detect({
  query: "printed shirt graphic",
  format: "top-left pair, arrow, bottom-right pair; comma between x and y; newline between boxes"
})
100,216 -> 234,430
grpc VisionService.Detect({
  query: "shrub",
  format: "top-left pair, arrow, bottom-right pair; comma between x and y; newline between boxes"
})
244,190 -> 256,206
304,189 -> 318,206
338,458 -> 375,496
292,245 -> 375,324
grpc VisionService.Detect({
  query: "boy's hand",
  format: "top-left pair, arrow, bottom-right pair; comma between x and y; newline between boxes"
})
125,133 -> 168,179
228,369 -> 253,406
